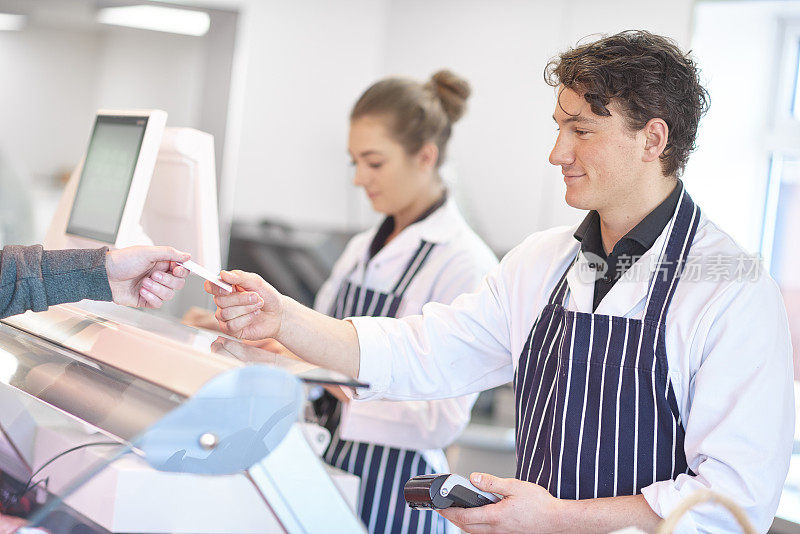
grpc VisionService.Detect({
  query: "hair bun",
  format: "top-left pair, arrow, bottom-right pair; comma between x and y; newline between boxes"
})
427,69 -> 471,123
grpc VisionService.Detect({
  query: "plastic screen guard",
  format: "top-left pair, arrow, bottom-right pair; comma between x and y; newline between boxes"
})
25,365 -> 304,527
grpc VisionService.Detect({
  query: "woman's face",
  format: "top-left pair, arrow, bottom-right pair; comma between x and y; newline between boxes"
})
348,115 -> 435,216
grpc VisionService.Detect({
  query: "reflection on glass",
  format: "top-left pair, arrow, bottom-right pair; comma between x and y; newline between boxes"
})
0,322 -> 183,442
2,300 -> 366,400
207,336 -> 365,388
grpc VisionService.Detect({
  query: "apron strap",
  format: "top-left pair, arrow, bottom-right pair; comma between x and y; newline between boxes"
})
643,187 -> 701,325
318,240 -> 437,432
545,184 -> 700,322
329,240 -> 436,317
547,252 -> 580,306
390,240 -> 436,298
329,263 -> 359,317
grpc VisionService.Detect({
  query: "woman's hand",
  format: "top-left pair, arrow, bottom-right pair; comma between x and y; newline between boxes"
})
204,270 -> 278,340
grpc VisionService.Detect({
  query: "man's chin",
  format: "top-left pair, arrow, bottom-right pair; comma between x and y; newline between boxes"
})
564,188 -> 593,211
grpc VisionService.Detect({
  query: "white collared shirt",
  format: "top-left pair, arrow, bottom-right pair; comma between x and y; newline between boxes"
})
314,198 -> 498,466
352,206 -> 795,533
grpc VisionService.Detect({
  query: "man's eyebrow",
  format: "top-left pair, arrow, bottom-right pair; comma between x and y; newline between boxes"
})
551,114 -> 599,125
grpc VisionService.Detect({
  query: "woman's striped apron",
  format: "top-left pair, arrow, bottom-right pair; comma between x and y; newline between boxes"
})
324,240 -> 448,534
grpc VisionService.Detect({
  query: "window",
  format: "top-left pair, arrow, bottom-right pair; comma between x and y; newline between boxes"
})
691,4 -> 800,529
793,40 -> 800,120
763,153 -> 800,527
762,18 -> 800,532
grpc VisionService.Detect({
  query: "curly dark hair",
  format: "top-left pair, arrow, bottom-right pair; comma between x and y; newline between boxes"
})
545,30 -> 709,177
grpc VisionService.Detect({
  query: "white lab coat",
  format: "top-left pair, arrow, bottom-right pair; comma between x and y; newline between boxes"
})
314,197 -> 498,470
352,207 -> 795,533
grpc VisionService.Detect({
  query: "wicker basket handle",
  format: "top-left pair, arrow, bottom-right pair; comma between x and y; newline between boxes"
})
656,490 -> 755,534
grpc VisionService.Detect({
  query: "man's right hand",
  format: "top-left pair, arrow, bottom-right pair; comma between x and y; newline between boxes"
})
204,270 -> 273,340
206,269 -> 361,379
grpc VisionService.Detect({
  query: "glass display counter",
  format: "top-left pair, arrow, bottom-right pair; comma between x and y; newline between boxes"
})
0,301 -> 366,533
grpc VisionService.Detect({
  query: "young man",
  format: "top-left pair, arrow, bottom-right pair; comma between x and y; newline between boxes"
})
210,31 -> 794,533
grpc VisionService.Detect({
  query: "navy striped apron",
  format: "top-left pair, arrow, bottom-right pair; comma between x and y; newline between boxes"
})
324,240 -> 448,534
514,189 -> 700,499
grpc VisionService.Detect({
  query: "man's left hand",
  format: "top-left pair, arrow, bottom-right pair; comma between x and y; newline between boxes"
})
106,246 -> 190,308
438,473 -> 564,534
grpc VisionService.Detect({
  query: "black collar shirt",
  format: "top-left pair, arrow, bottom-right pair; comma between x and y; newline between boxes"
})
368,191 -> 448,260
573,181 -> 683,311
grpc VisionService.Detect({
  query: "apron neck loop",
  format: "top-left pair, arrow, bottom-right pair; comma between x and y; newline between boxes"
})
642,188 -> 701,324
551,254 -> 579,306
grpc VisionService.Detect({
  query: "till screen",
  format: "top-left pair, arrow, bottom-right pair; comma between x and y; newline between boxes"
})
66,115 -> 148,244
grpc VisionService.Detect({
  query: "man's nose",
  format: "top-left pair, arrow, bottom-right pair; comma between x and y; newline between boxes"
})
549,133 -> 574,167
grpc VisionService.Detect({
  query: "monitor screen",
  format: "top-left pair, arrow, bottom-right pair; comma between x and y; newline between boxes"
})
66,115 -> 149,244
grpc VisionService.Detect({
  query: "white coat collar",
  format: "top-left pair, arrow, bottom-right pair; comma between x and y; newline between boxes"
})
417,196 -> 467,244
565,195 -> 682,318
365,197 -> 466,264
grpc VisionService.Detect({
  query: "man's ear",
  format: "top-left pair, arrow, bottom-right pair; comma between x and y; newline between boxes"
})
642,118 -> 669,163
417,142 -> 439,171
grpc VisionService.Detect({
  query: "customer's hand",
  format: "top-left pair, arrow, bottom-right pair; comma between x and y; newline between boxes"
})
105,246 -> 190,308
204,270 -> 280,340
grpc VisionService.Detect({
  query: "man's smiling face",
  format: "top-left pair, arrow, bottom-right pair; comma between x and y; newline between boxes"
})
549,86 -> 651,214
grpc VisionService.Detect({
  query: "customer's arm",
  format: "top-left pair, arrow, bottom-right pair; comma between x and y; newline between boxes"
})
0,244 -> 190,319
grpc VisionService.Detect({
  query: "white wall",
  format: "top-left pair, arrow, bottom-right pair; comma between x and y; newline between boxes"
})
226,0 -> 694,252
0,22 -> 211,184
198,9 -> 239,186
0,24 -> 103,245
94,27 -> 206,128
380,0 -> 564,250
227,0 -> 390,230
0,26 -> 99,182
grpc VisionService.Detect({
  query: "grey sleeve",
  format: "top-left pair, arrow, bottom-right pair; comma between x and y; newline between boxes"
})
0,245 -> 113,319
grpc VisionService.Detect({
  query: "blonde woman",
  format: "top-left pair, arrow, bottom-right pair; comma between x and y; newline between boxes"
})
213,71 -> 497,534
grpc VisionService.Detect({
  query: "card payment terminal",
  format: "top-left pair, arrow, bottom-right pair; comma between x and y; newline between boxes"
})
404,474 -> 501,510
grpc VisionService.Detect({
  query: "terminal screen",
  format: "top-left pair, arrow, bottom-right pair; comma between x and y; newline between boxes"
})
66,115 -> 149,244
